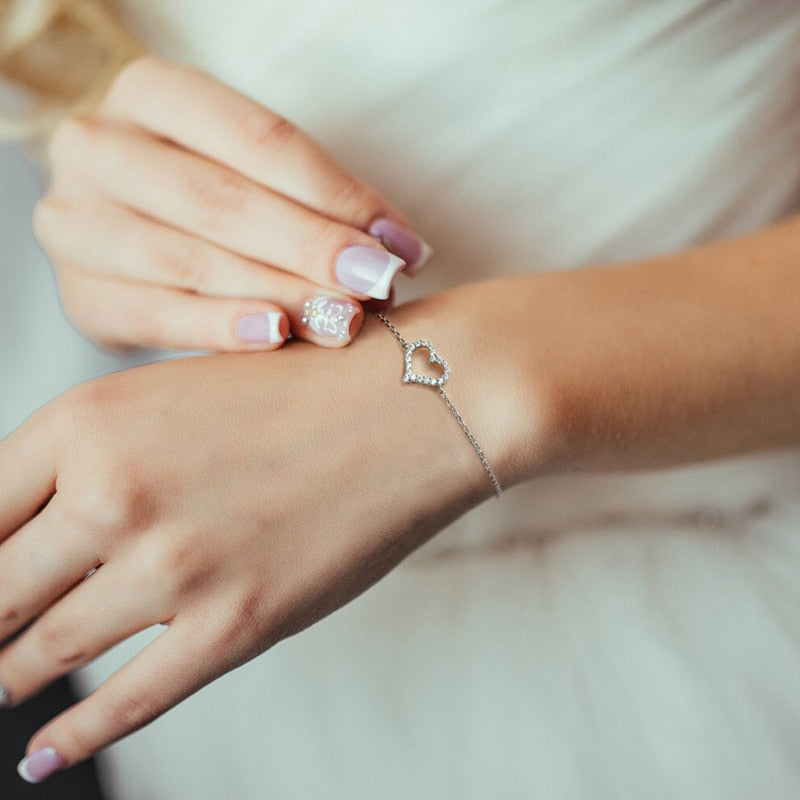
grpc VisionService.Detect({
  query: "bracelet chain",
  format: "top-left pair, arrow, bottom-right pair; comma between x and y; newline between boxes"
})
376,313 -> 502,498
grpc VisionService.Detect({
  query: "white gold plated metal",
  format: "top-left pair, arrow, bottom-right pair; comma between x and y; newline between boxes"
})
403,341 -> 450,387
376,313 -> 502,498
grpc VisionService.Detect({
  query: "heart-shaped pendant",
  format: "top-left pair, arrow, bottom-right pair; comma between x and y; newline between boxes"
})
403,340 -> 450,388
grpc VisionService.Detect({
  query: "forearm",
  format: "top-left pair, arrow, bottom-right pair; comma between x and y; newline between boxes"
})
385,214 -> 800,489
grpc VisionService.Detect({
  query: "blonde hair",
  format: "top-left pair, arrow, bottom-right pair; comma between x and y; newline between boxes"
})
0,0 -> 143,139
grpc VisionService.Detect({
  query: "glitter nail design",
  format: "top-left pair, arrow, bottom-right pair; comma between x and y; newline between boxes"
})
301,297 -> 359,342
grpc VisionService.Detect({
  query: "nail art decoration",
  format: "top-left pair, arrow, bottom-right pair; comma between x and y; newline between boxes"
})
301,297 -> 359,342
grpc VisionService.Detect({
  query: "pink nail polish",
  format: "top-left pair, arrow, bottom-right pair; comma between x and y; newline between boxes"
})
236,312 -> 286,344
301,296 -> 359,342
334,245 -> 405,299
18,747 -> 65,783
368,218 -> 432,275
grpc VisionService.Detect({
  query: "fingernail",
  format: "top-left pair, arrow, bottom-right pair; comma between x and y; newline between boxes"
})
236,312 -> 287,344
335,245 -> 405,300
368,218 -> 432,275
0,684 -> 11,708
301,296 -> 360,342
18,747 -> 65,783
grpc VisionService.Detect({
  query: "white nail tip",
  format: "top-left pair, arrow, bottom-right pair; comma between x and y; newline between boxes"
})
266,312 -> 284,343
371,253 -> 405,300
17,758 -> 36,783
407,239 -> 434,275
17,747 -> 64,784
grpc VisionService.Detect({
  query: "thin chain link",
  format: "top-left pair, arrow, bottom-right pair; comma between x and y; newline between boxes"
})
437,388 -> 502,497
377,314 -> 407,347
376,313 -> 502,498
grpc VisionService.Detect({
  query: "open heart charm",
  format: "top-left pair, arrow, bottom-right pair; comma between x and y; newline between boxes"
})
403,340 -> 450,388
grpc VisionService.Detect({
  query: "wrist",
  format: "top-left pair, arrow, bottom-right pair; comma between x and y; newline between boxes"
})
371,281 -> 555,493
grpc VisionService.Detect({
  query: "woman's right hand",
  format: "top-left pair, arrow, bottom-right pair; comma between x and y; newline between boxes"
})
0,290 -> 517,782
33,56 -> 432,352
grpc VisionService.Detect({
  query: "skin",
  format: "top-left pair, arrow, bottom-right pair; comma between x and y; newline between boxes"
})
33,57 -> 422,351
3,57 -> 800,779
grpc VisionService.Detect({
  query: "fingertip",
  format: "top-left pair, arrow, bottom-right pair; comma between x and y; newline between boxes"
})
298,296 -> 362,347
0,684 -> 13,709
17,746 -> 66,784
368,217 -> 433,275
234,310 -> 289,350
334,245 -> 405,300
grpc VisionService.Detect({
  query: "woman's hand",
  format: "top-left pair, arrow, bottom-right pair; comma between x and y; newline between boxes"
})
0,296 -> 513,782
7,210 -> 800,781
33,56 -> 432,352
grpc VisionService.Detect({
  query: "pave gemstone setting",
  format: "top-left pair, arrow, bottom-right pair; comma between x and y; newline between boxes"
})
403,340 -> 450,388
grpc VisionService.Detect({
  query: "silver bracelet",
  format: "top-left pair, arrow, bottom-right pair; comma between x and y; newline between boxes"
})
375,313 -> 502,498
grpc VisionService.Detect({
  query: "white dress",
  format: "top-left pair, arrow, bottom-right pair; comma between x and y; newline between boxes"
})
2,1 -> 800,797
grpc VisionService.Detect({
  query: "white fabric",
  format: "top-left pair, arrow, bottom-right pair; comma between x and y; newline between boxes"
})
2,0 -> 800,796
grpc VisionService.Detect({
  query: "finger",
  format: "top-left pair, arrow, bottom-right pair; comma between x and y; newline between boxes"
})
0,496 -> 101,643
99,57 -> 432,272
49,118 -> 406,300
19,619 -> 225,782
36,198 -> 364,347
0,562 -> 160,706
58,270 -> 294,352
0,410 -> 57,541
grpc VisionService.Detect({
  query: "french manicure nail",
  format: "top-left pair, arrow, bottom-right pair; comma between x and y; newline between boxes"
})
301,296 -> 360,342
368,218 -> 433,275
335,245 -> 405,300
18,747 -> 65,783
236,312 -> 286,344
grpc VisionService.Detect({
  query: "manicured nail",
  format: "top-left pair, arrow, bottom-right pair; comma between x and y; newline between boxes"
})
18,747 -> 65,783
368,218 -> 432,275
335,245 -> 405,299
0,684 -> 10,708
236,312 -> 286,344
301,296 -> 360,342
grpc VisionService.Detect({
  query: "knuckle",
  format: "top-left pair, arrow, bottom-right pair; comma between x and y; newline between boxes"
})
38,616 -> 86,666
306,217 -> 345,260
209,591 -> 270,658
106,54 -> 163,104
157,239 -> 209,292
107,686 -> 159,733
134,536 -> 206,605
58,376 -> 115,422
67,471 -> 150,533
326,171 -> 368,217
51,712 -> 96,761
189,170 -> 249,230
238,109 -> 296,156
48,115 -> 99,165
